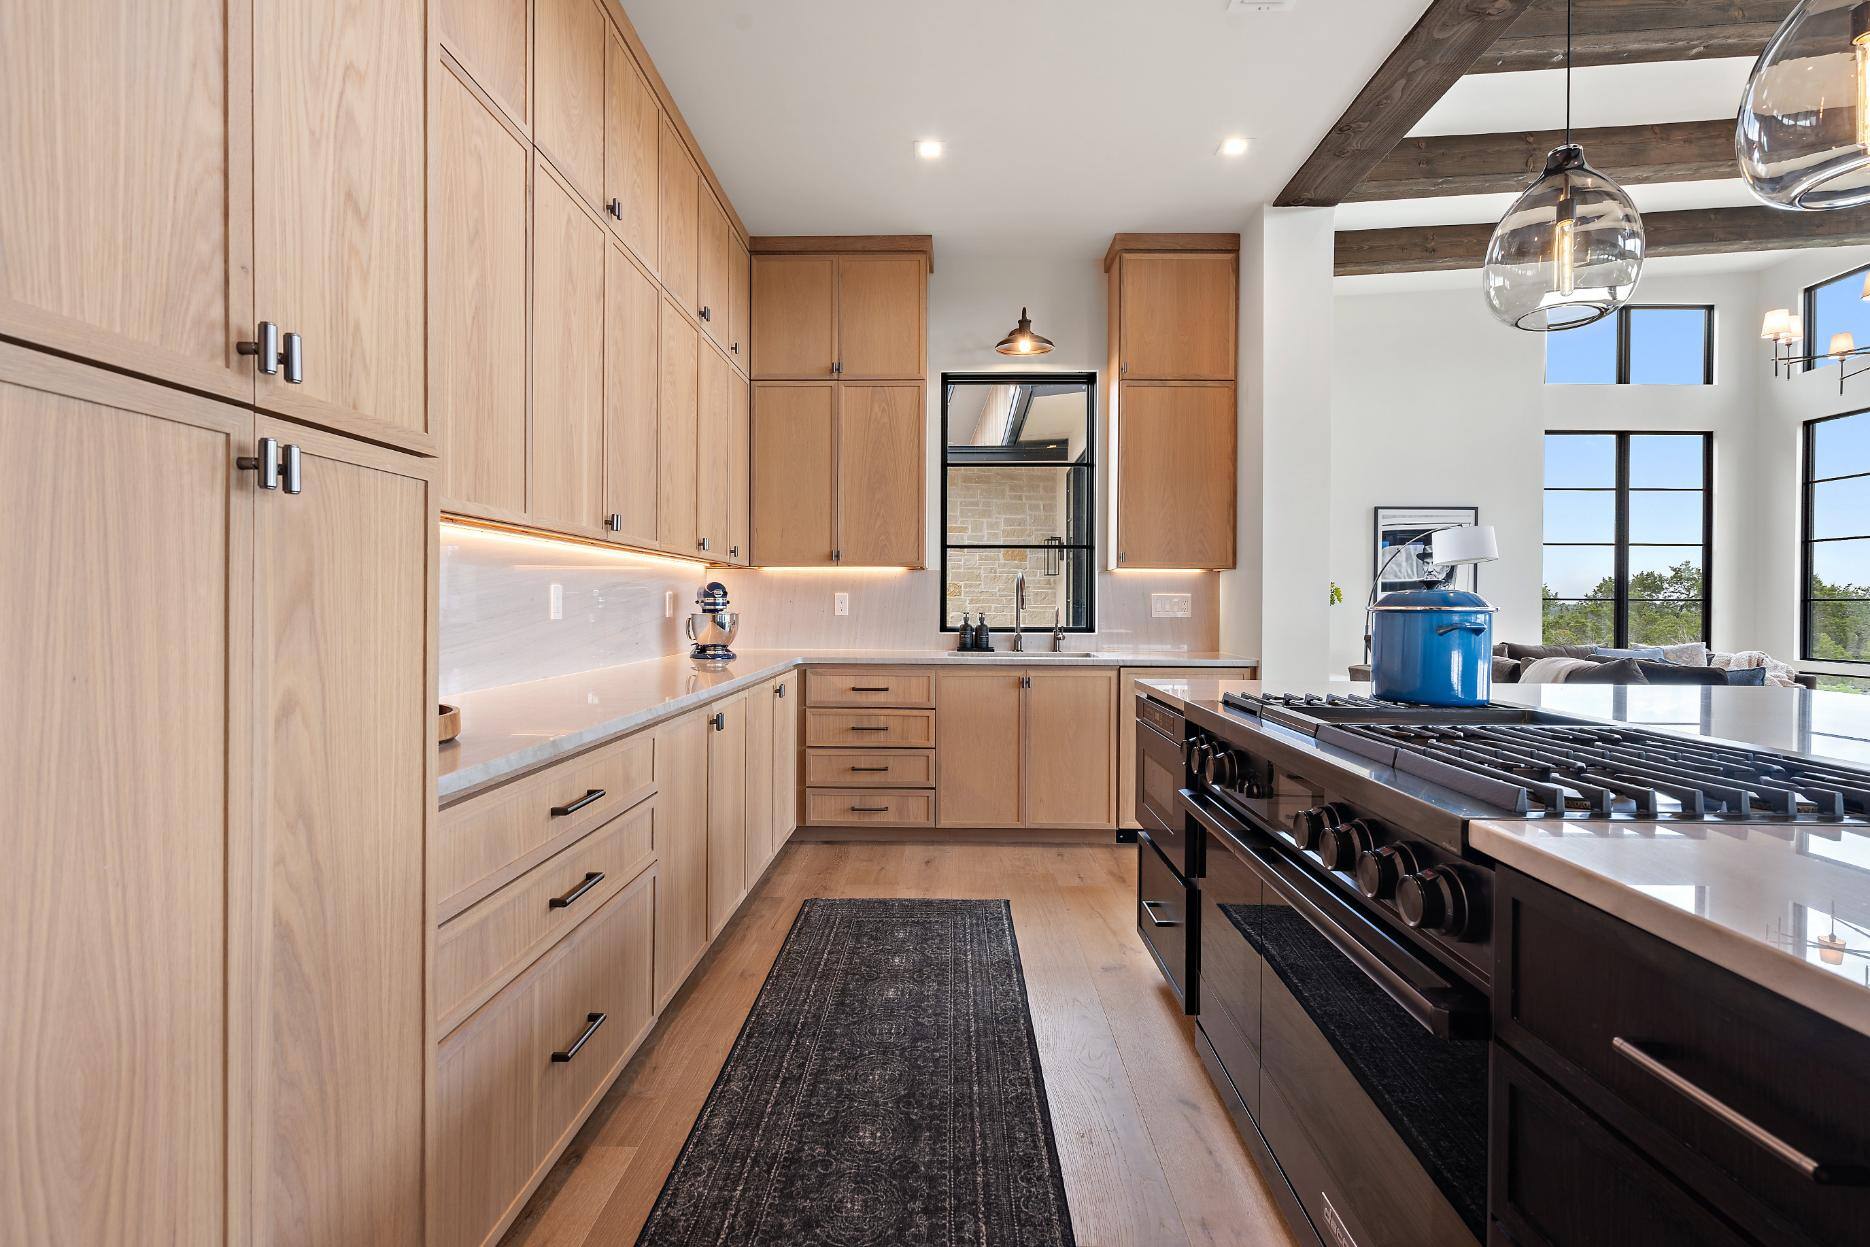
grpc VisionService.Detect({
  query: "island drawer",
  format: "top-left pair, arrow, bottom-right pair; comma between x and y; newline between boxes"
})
804,708 -> 936,749
804,668 -> 934,708
804,748 -> 935,788
803,787 -> 935,827
1496,867 -> 1870,1247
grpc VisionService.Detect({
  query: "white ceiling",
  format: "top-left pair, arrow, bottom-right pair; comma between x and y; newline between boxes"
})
622,0 -> 1435,258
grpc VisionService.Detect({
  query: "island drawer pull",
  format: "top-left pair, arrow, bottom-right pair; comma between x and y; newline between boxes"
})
548,871 -> 605,910
550,788 -> 606,817
849,684 -> 891,692
850,765 -> 891,773
1141,898 -> 1180,928
550,1012 -> 607,1063
850,804 -> 890,813
850,725 -> 890,732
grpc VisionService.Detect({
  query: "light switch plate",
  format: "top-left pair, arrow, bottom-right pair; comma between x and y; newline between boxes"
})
1151,592 -> 1193,619
665,590 -> 675,618
549,583 -> 564,621
834,592 -> 850,617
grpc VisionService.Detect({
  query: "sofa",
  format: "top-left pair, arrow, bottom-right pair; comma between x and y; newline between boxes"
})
1348,643 -> 1816,689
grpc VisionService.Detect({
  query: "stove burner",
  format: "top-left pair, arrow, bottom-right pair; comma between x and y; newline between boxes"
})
1224,691 -> 1418,715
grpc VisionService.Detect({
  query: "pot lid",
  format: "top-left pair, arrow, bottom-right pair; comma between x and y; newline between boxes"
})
1371,588 -> 1498,612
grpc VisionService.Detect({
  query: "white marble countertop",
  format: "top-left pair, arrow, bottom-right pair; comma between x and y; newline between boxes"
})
439,648 -> 1255,802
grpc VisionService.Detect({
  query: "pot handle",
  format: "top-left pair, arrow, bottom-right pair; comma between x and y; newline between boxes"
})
1435,622 -> 1488,636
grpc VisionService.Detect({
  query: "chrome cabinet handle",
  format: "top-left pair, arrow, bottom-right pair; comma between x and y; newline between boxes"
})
698,536 -> 711,552
236,322 -> 281,374
1141,899 -> 1180,928
1612,1038 -> 1870,1185
548,871 -> 605,910
281,331 -> 303,384
729,544 -> 740,558
607,513 -> 623,532
281,444 -> 302,495
550,1012 -> 606,1062
237,436 -> 281,490
731,341 -> 740,354
550,788 -> 606,817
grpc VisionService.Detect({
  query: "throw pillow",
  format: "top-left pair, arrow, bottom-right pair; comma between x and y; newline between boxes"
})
1593,645 -> 1667,661
1633,660 -> 1726,686
1501,642 -> 1601,663
1564,657 -> 1650,685
1491,656 -> 1521,684
1723,665 -> 1769,686
1659,641 -> 1710,667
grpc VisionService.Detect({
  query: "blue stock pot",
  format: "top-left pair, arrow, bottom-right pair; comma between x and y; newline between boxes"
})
1369,588 -> 1498,706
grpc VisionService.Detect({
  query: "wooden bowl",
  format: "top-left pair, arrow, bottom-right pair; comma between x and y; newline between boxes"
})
438,703 -> 461,744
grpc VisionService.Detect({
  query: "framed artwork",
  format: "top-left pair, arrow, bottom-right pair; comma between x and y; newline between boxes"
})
1374,506 -> 1480,593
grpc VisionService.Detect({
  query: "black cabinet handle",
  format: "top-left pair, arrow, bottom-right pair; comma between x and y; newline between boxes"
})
850,805 -> 889,813
1141,899 -> 1180,928
712,711 -> 726,731
850,765 -> 890,773
550,788 -> 605,817
850,725 -> 889,732
548,871 -> 605,910
550,1012 -> 607,1063
850,685 -> 891,692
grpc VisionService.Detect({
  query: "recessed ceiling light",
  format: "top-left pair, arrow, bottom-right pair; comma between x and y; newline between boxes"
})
1218,136 -> 1251,158
914,139 -> 945,160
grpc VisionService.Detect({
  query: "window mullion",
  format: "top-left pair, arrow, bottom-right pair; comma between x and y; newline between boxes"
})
1614,434 -> 1631,647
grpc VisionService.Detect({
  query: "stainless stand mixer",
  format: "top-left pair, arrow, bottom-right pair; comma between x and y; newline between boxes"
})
685,581 -> 739,665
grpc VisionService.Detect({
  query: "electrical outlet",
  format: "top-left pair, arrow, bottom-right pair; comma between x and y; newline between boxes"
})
1151,592 -> 1192,619
834,592 -> 850,617
664,590 -> 675,618
549,583 -> 564,621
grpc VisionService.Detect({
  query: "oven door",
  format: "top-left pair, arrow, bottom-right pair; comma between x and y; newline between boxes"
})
1136,832 -> 1197,1013
1136,698 -> 1198,877
1184,789 -> 1488,1247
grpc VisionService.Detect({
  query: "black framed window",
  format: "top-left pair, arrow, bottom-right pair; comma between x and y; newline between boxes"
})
1544,305 -> 1713,385
940,372 -> 1095,633
1803,264 -> 1870,371
1542,432 -> 1712,647
1802,409 -> 1870,664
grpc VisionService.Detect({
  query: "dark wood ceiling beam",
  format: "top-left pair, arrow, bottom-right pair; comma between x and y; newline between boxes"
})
1275,0 -> 1539,208
1335,205 -> 1870,276
1471,0 -> 1794,72
1348,119 -> 1736,201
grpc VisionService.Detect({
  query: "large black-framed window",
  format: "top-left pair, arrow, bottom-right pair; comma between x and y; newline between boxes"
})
1803,263 -> 1870,372
1544,305 -> 1714,385
940,372 -> 1096,633
1802,409 -> 1870,664
1542,431 -> 1713,648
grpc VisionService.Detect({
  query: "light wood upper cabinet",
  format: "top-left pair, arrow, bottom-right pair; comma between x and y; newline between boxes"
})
604,243 -> 660,547
0,0 -> 252,405
251,418 -> 430,1246
728,233 -> 752,370
696,344 -> 732,560
836,256 -> 926,379
697,190 -> 733,350
706,695 -> 748,938
531,161 -> 607,534
728,370 -> 751,565
744,680 -> 777,884
750,257 -> 835,379
439,0 -> 530,128
657,298 -> 700,554
837,383 -> 924,567
1116,383 -> 1236,569
0,350 -> 245,1246
936,670 -> 1023,828
603,29 -> 658,269
1117,252 -> 1237,380
751,383 -> 836,566
433,63 -> 529,516
533,0 -> 605,205
658,115 -> 701,313
654,711 -> 710,1009
253,0 -> 426,442
1023,669 -> 1117,828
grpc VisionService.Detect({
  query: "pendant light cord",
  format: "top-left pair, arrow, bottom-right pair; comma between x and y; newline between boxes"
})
1564,0 -> 1573,144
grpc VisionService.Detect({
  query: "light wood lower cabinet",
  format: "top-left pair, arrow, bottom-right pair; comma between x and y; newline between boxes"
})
706,693 -> 748,937
654,709 -> 710,1007
771,673 -> 801,850
935,670 -> 1023,827
805,788 -> 936,828
935,668 -> 1118,830
745,681 -> 777,884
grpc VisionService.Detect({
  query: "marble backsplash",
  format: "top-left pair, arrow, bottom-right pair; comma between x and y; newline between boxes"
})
440,522 -> 1222,697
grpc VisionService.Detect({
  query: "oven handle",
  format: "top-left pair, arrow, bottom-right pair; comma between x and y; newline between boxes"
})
1181,789 -> 1486,1040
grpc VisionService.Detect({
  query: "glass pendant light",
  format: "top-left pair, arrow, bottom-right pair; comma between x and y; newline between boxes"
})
1738,1 -> 1870,209
1483,0 -> 1645,331
994,307 -> 1054,356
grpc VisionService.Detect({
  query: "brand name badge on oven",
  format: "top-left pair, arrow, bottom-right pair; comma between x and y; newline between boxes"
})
1320,1193 -> 1360,1247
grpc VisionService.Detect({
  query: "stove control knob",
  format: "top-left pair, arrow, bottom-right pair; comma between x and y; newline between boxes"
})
1187,739 -> 1211,781
1356,843 -> 1420,900
1204,746 -> 1238,790
1291,803 -> 1350,851
1398,865 -> 1472,938
1317,818 -> 1376,874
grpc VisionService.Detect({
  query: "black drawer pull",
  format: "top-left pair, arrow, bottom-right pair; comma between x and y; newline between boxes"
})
550,788 -> 605,817
850,804 -> 890,813
850,765 -> 891,773
850,685 -> 891,692
1141,899 -> 1180,928
551,1012 -> 607,1063
548,871 -> 605,910
850,725 -> 890,732
1612,1038 -> 1870,1185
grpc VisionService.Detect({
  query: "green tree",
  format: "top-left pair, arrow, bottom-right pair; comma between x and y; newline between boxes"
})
1542,561 -> 1704,647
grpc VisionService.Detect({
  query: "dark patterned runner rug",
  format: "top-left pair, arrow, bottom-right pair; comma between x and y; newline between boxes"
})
635,898 -> 1077,1247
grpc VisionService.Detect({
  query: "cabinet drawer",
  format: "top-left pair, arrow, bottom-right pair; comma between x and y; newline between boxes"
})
804,667 -> 934,708
1498,868 -> 1870,1247
438,732 -> 655,918
435,800 -> 655,1033
434,866 -> 656,1247
804,748 -> 935,788
803,787 -> 935,827
804,708 -> 935,748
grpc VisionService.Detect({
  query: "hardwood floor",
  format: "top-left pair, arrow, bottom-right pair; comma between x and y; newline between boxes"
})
499,842 -> 1297,1247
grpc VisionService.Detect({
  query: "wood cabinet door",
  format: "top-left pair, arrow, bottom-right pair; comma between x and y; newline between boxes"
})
1,0 -> 253,405
772,674 -> 800,849
837,383 -> 924,567
0,349 -> 246,1246
603,28 -> 658,270
696,190 -> 733,351
750,383 -> 836,566
744,680 -> 777,884
1118,253 -> 1237,380
437,0 -> 529,128
654,711 -> 709,1009
728,370 -> 751,564
696,345 -> 732,561
728,233 -> 752,369
1023,669 -> 1117,828
251,420 -> 429,1246
253,0 -> 426,443
706,695 -> 747,938
657,116 -> 700,312
836,256 -> 925,380
1116,383 -> 1236,569
750,256 -> 834,379
604,243 -> 660,547
656,299 -> 700,555
433,63 -> 529,517
936,670 -> 1023,827
532,0 -> 604,205
531,161 -> 607,535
